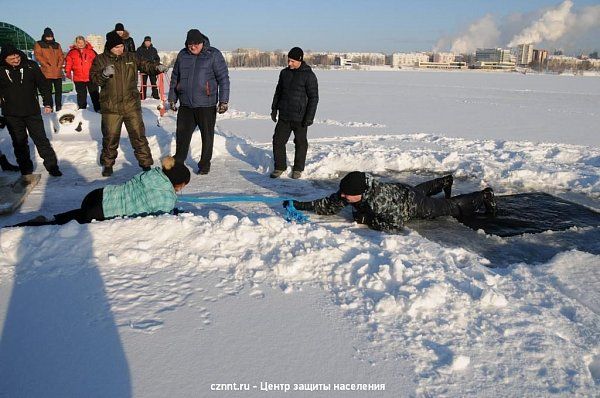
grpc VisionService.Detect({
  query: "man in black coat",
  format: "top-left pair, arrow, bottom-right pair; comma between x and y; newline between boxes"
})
0,45 -> 61,177
136,36 -> 161,99
114,23 -> 136,53
270,47 -> 318,179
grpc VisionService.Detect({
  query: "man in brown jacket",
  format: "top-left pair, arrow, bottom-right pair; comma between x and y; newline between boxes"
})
90,31 -> 168,177
33,27 -> 64,111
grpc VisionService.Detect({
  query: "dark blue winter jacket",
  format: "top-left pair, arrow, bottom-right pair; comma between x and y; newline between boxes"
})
168,35 -> 230,108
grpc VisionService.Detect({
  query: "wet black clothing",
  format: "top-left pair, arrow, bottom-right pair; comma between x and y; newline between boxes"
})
14,188 -> 105,226
297,174 -> 490,232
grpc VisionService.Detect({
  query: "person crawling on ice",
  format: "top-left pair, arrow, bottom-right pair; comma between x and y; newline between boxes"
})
284,171 -> 496,232
13,156 -> 190,227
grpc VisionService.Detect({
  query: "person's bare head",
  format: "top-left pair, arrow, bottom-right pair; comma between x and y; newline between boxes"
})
287,58 -> 301,69
75,36 -> 86,49
187,42 -> 203,55
5,53 -> 21,67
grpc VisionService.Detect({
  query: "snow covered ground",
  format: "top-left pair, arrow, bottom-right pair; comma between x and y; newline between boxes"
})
0,69 -> 599,397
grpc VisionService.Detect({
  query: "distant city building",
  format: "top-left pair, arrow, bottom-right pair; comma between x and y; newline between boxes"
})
532,49 -> 548,64
86,34 -> 103,53
391,52 -> 430,68
475,48 -> 512,63
473,48 -> 515,70
515,44 -> 534,66
343,52 -> 386,65
432,52 -> 456,63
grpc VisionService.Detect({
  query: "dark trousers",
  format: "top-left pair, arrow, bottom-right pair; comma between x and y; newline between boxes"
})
75,81 -> 100,112
174,106 -> 217,169
272,120 -> 308,172
15,188 -> 105,226
100,111 -> 153,168
141,74 -> 159,99
47,78 -> 62,110
408,177 -> 484,219
5,115 -> 58,175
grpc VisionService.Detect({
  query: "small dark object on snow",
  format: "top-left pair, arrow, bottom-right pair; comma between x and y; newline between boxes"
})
59,113 -> 75,124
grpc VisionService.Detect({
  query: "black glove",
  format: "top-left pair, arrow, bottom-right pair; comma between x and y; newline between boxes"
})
353,210 -> 375,225
217,102 -> 228,114
271,110 -> 277,123
169,101 -> 178,112
283,200 -> 314,211
301,120 -> 313,127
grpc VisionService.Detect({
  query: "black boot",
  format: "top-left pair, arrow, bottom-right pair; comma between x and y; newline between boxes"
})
0,155 -> 20,172
442,175 -> 453,199
449,190 -> 488,217
482,187 -> 497,215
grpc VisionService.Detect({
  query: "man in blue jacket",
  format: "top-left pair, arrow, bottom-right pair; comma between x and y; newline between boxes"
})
168,29 -> 230,175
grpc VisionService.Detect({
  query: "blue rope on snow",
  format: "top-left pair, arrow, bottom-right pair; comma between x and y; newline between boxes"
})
177,195 -> 310,224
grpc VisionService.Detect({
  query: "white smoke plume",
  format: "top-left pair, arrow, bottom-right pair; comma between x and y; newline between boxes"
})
449,14 -> 500,54
438,1 -> 600,54
507,0 -> 573,47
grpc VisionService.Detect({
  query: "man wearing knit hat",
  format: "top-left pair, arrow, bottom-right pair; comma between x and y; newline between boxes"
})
285,172 -> 497,232
168,29 -> 230,175
114,22 -> 136,52
0,45 -> 62,177
270,46 -> 319,179
33,27 -> 64,111
89,31 -> 169,176
136,36 -> 161,99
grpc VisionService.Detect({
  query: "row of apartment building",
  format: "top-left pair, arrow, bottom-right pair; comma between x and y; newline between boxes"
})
86,34 -> 598,72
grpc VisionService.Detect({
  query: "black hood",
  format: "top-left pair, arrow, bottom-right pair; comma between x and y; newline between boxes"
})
0,45 -> 27,67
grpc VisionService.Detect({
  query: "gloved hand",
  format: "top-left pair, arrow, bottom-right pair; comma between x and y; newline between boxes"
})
271,110 -> 277,123
217,102 -> 228,114
169,101 -> 178,112
283,200 -> 314,211
102,64 -> 115,78
301,120 -> 313,127
156,64 -> 169,73
353,210 -> 375,225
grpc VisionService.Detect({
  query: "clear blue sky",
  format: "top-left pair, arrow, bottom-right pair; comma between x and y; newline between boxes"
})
3,0 -> 599,52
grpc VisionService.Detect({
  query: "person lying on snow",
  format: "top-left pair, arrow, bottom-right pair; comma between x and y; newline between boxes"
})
14,156 -> 190,227
284,171 -> 496,232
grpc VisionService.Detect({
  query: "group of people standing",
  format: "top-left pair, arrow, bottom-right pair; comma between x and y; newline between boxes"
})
2,24 -> 497,231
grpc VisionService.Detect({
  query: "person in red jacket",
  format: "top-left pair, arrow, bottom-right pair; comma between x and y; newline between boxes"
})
65,36 -> 101,112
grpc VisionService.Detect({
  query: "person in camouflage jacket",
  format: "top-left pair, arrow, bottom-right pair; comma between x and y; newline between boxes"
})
287,171 -> 496,232
90,31 -> 168,176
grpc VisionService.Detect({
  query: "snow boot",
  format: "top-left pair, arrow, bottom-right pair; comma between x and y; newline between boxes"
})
291,170 -> 302,179
443,175 -> 453,199
482,187 -> 497,216
270,169 -> 285,178
48,166 -> 62,177
0,155 -> 19,171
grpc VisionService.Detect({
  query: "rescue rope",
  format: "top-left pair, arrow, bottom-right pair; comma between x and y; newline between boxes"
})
177,195 -> 310,224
